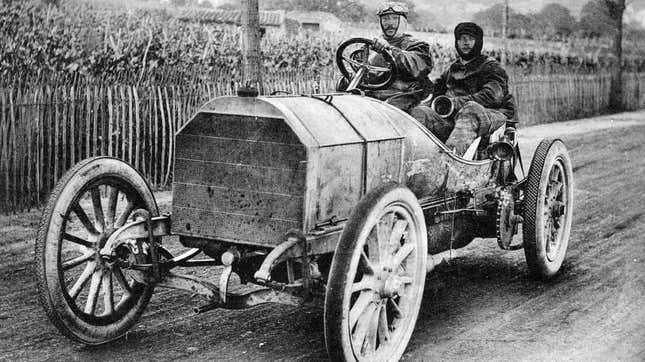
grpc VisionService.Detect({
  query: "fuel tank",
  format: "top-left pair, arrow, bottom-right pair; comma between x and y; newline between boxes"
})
171,94 -> 493,248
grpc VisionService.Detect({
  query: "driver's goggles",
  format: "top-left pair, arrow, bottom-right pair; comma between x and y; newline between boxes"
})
377,5 -> 408,16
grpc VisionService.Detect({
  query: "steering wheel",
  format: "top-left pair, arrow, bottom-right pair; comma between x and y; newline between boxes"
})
335,37 -> 397,91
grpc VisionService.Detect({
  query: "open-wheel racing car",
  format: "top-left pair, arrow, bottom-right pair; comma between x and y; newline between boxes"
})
35,38 -> 574,361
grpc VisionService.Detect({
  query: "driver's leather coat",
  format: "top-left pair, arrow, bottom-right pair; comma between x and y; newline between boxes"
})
367,34 -> 433,111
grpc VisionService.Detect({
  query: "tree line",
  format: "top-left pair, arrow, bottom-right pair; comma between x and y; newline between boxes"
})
474,1 -> 642,42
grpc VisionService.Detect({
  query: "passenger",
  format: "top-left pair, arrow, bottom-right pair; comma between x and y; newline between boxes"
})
412,22 -> 516,155
340,2 -> 433,114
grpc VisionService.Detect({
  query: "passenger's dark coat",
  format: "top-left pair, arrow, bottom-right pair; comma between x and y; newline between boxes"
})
432,54 -> 515,119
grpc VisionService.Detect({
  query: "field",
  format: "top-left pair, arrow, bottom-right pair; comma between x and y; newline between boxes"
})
1,110 -> 644,360
3,0 -> 644,88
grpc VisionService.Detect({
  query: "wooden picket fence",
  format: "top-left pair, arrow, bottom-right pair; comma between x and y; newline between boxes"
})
1,71 -> 644,213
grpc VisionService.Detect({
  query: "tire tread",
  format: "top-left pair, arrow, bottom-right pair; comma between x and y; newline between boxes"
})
35,157 -> 155,345
522,139 -> 571,279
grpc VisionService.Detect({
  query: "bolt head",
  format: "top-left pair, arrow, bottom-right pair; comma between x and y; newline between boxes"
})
221,251 -> 235,266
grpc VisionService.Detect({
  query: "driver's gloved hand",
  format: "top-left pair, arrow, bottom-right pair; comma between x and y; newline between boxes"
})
451,96 -> 470,113
372,38 -> 391,53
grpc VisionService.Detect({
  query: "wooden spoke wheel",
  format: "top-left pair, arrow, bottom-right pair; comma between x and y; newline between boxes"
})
35,157 -> 158,345
325,184 -> 427,362
523,139 -> 573,280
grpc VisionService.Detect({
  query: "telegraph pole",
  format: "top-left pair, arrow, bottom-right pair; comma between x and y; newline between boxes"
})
608,0 -> 626,112
240,0 -> 262,94
501,0 -> 508,65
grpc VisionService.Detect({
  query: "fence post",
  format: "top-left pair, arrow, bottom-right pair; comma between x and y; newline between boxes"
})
45,86 -> 52,191
35,88 -> 42,205
1,90 -> 8,210
162,86 -> 173,187
62,87 -> 68,175
157,86 -> 166,189
127,86 -> 134,165
54,88 -> 61,184
133,86 -> 141,172
9,90 -> 18,208
70,86 -> 76,167
107,86 -> 114,157
26,89 -> 33,210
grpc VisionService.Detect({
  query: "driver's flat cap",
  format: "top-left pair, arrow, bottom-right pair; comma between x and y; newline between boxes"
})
377,2 -> 409,17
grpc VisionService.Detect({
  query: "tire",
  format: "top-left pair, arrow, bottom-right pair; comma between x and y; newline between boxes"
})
324,183 -> 427,362
522,139 -> 573,280
35,157 -> 158,345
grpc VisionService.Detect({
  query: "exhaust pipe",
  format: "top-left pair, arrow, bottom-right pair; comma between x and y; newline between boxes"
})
194,302 -> 221,314
431,95 -> 455,118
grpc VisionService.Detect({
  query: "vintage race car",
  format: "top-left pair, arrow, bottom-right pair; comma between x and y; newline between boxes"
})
35,38 -> 573,361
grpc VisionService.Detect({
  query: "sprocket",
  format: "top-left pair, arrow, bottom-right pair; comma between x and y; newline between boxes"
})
496,188 -> 521,250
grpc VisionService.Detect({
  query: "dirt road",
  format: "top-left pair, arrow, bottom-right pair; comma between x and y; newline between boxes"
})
1,111 -> 644,361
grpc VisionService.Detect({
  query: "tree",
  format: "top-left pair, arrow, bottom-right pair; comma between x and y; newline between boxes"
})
169,0 -> 188,7
41,0 -> 60,6
604,0 -> 627,112
536,3 -> 576,40
510,13 -> 533,39
578,0 -> 615,37
260,0 -> 368,22
624,20 -> 645,44
197,0 -> 213,8
579,0 -> 629,110
472,4 -> 530,38
473,3 -> 503,36
217,3 -> 237,10
335,0 -> 368,22
411,8 -> 443,32
579,0 -> 628,110
169,0 -> 212,8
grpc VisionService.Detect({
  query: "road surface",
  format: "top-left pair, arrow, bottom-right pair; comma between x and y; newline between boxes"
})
1,110 -> 644,361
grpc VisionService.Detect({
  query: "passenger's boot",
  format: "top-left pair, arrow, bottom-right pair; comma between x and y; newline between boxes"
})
445,115 -> 478,155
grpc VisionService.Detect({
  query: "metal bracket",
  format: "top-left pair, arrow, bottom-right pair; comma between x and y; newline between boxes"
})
253,230 -> 305,283
132,210 -> 161,281
157,271 -> 304,313
437,208 -> 485,215
314,215 -> 348,230
100,214 -> 171,256
218,248 -> 239,303
158,272 -> 220,300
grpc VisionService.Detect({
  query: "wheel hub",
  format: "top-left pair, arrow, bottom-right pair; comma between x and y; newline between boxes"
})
377,270 -> 404,298
382,276 -> 403,298
550,200 -> 565,218
496,188 -> 521,250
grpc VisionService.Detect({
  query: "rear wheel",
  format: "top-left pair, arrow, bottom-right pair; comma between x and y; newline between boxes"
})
325,184 -> 427,361
35,157 -> 158,345
522,139 -> 573,279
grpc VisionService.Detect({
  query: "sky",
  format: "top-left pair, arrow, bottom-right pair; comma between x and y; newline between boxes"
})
204,0 -> 645,27
377,0 -> 645,28
412,0 -> 644,16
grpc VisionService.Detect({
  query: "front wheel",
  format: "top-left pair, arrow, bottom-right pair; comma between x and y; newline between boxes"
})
35,157 -> 158,345
325,183 -> 427,361
522,139 -> 573,280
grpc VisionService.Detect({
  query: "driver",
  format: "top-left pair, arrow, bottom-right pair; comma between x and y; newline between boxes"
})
340,2 -> 433,114
412,22 -> 516,155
